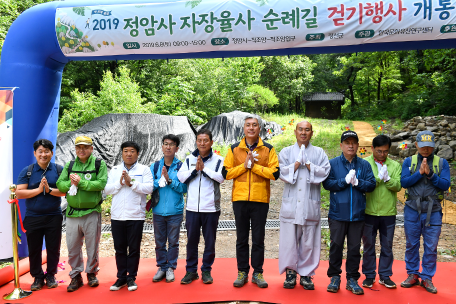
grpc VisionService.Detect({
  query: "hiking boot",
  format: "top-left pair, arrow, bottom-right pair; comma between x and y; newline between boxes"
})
153,268 -> 166,282
202,271 -> 213,284
283,269 -> 297,289
300,276 -> 314,290
87,273 -> 99,287
252,272 -> 268,288
166,268 -> 175,283
67,274 -> 83,292
379,278 -> 397,289
346,278 -> 364,295
109,279 -> 127,291
127,278 -> 137,291
31,277 -> 45,291
362,278 -> 375,288
180,272 -> 199,284
327,276 -> 341,293
233,271 -> 248,287
400,274 -> 420,288
46,275 -> 58,289
421,279 -> 437,294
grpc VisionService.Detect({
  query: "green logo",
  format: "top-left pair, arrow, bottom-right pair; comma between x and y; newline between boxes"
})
441,24 -> 456,33
211,38 -> 229,46
355,30 -> 375,38
123,42 -> 140,49
306,34 -> 325,41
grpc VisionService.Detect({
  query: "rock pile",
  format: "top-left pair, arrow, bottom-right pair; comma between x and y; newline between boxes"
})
388,115 -> 456,160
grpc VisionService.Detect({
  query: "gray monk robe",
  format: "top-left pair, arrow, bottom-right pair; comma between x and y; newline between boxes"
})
278,143 -> 330,276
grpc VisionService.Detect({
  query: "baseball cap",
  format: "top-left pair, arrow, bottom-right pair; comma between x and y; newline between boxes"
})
341,130 -> 359,143
416,130 -> 435,148
75,136 -> 93,146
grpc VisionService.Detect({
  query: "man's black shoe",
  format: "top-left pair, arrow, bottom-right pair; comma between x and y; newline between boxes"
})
233,271 -> 248,287
180,272 -> 199,284
46,276 -> 58,289
202,271 -> 213,284
362,278 -> 375,288
379,278 -> 396,289
346,278 -> 364,295
127,278 -> 138,291
300,276 -> 314,290
327,276 -> 340,293
283,269 -> 297,289
31,277 -> 45,291
87,273 -> 99,287
67,274 -> 83,292
110,278 -> 127,291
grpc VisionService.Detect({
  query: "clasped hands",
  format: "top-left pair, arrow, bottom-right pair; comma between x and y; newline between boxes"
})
345,169 -> 359,186
244,151 -> 259,169
39,176 -> 50,194
378,165 -> 390,182
419,158 -> 431,175
120,170 -> 132,187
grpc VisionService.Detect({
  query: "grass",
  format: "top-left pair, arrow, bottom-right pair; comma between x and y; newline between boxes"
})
0,262 -> 12,269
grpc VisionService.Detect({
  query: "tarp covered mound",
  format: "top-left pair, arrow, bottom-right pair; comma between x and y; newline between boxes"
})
198,111 -> 282,145
55,114 -> 196,169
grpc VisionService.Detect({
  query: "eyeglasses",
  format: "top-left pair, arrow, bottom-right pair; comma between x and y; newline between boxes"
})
374,150 -> 389,155
163,142 -> 176,147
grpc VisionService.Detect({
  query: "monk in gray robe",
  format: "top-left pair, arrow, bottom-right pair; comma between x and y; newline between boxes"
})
278,121 -> 330,290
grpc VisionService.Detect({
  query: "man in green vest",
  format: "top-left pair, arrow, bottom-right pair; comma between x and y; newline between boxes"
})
57,136 -> 108,292
361,135 -> 402,289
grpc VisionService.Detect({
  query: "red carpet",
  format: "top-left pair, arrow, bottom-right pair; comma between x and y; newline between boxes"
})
1,258 -> 454,304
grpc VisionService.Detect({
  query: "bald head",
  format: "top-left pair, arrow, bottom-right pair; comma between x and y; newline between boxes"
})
295,120 -> 313,147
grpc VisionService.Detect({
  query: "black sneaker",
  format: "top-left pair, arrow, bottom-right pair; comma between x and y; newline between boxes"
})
202,271 -> 213,284
362,278 -> 375,288
31,277 -> 45,291
110,279 -> 127,291
233,271 -> 248,287
379,278 -> 397,289
327,276 -> 341,293
400,274 -> 420,288
300,276 -> 314,290
346,278 -> 364,295
67,274 -> 83,292
127,278 -> 137,291
180,272 -> 199,284
87,273 -> 99,287
421,279 -> 437,294
283,269 -> 297,289
46,276 -> 58,289
252,272 -> 268,288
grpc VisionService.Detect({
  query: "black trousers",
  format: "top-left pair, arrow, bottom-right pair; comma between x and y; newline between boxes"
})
111,219 -> 144,280
327,218 -> 365,280
233,201 -> 269,274
185,210 -> 220,272
24,215 -> 63,279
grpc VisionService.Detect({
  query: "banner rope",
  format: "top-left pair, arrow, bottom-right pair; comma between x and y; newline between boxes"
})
7,198 -> 26,234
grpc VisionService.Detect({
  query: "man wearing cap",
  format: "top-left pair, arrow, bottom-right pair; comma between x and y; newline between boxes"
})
400,131 -> 450,294
362,135 -> 402,289
56,136 -> 108,292
323,130 -> 376,295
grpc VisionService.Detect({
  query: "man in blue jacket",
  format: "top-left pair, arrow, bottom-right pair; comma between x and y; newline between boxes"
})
151,134 -> 187,284
400,131 -> 450,294
323,130 -> 376,295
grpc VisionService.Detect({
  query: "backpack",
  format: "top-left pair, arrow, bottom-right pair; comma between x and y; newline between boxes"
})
67,158 -> 102,178
26,163 -> 63,181
408,154 -> 444,200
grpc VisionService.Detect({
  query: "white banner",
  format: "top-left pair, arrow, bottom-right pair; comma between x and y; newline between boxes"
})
0,90 -> 13,260
55,0 -> 456,57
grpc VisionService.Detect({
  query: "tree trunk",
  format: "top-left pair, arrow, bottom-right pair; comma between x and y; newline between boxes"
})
377,71 -> 383,101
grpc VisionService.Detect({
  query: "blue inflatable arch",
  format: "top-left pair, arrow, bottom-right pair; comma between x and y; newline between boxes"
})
2,0 -> 456,256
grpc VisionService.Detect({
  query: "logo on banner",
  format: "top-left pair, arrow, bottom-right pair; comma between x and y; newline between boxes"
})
92,9 -> 112,16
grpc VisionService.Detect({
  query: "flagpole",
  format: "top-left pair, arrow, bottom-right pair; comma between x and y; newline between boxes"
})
3,184 -> 32,300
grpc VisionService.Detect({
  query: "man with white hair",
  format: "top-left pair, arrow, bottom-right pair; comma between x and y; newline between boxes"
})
278,121 -> 330,290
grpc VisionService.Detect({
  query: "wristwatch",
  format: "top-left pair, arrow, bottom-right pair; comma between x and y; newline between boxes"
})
47,187 -> 53,194
168,178 -> 172,184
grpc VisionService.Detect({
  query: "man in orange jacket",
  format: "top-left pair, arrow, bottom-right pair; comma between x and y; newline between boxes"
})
222,114 -> 280,289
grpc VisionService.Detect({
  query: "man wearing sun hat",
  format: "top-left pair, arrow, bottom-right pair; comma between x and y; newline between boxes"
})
56,136 -> 108,292
400,130 -> 450,294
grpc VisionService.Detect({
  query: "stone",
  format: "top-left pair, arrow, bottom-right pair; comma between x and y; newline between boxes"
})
408,125 -> 416,130
416,123 -> 426,131
437,145 -> 453,160
425,121 -> 435,126
390,142 -> 399,155
391,132 -> 411,142
451,132 -> 456,137
454,151 -> 456,160
426,126 -> 439,132
439,120 -> 449,127
449,141 -> 456,150
409,147 -> 417,156
435,140 -> 441,152
411,130 -> 420,136
449,123 -> 456,130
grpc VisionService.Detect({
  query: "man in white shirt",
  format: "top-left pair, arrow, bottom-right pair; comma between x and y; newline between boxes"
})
278,121 -> 330,290
104,141 -> 153,292
177,129 -> 225,285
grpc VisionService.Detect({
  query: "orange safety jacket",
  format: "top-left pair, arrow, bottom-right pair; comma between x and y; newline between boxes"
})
222,137 -> 280,203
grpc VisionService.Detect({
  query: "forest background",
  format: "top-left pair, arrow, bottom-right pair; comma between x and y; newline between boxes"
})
2,0 -> 456,132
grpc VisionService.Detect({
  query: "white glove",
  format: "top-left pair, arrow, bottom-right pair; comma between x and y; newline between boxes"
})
378,165 -> 385,180
351,173 -> 359,186
159,175 -> 167,188
381,165 -> 390,182
68,184 -> 78,196
247,151 -> 259,169
345,169 -> 355,184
